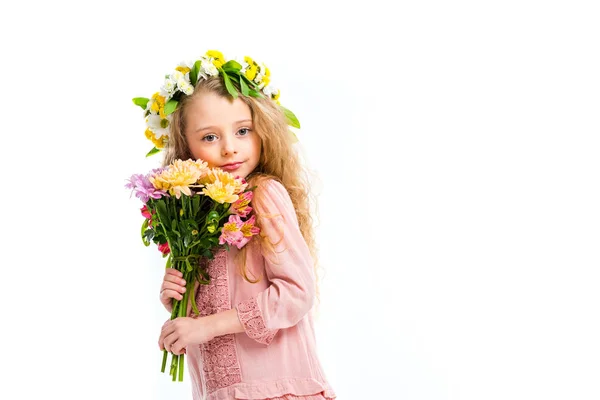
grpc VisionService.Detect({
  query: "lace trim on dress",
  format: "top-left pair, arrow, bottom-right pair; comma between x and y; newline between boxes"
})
236,296 -> 277,345
196,249 -> 242,393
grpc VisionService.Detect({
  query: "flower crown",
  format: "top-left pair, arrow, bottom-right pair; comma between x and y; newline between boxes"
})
132,50 -> 300,157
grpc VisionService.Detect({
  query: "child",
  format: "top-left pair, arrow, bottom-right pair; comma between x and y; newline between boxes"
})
143,50 -> 337,400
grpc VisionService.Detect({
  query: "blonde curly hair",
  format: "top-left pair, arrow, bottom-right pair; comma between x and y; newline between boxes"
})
162,76 -> 321,303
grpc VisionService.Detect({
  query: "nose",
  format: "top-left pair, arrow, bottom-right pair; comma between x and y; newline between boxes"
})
221,134 -> 237,156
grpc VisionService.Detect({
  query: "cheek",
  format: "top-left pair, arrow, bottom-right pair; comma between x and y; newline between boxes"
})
187,141 -> 217,165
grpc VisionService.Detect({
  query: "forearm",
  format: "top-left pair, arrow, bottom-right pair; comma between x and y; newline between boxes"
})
205,307 -> 245,338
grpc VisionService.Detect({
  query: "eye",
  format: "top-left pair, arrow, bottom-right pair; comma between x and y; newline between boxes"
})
202,134 -> 217,142
238,128 -> 251,136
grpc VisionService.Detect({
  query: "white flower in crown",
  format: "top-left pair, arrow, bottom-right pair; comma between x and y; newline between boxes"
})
171,70 -> 184,82
263,84 -> 278,98
235,57 -> 249,74
160,78 -> 177,98
146,114 -> 171,139
177,78 -> 194,95
201,60 -> 219,77
146,97 -> 157,114
254,70 -> 264,85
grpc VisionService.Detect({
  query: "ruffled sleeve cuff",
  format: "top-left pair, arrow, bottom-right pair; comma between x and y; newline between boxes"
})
236,296 -> 278,345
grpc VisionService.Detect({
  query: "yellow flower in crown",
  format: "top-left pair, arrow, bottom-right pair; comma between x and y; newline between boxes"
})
206,50 -> 226,68
132,50 -> 301,157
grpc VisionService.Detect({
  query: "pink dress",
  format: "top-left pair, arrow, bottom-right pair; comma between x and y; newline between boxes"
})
186,179 -> 337,400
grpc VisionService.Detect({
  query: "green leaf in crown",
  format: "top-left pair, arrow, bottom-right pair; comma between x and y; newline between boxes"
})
132,50 -> 302,156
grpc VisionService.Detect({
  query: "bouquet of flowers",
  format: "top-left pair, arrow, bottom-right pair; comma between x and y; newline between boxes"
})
125,158 -> 260,381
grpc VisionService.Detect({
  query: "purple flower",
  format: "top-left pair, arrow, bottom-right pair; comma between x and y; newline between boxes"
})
125,173 -> 167,203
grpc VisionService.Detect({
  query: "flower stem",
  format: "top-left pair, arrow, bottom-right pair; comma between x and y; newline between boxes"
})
161,349 -> 168,373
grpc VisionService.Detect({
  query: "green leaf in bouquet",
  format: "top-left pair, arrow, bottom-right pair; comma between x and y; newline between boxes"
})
142,228 -> 155,246
192,196 -> 200,214
155,201 -> 170,228
141,219 -> 151,246
206,211 -> 219,224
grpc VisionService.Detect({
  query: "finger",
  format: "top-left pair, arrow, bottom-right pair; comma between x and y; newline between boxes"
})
161,279 -> 187,292
160,282 -> 187,296
158,327 -> 174,351
161,277 -> 187,296
164,273 -> 186,285
162,332 -> 179,353
160,319 -> 179,337
160,289 -> 184,302
165,268 -> 184,279
171,340 -> 185,355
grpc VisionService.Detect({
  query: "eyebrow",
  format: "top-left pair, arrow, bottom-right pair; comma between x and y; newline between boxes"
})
194,119 -> 252,133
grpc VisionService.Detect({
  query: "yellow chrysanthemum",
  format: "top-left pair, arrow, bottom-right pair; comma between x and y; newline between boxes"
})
206,50 -> 225,68
151,159 -> 207,199
202,180 -> 239,204
200,168 -> 248,194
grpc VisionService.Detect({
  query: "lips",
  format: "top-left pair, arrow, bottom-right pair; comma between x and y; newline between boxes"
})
220,162 -> 243,172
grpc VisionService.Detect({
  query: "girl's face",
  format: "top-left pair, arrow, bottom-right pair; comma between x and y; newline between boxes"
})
184,91 -> 262,179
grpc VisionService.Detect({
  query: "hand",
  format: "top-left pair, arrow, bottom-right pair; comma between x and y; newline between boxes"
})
159,268 -> 187,313
160,268 -> 201,315
158,316 -> 215,355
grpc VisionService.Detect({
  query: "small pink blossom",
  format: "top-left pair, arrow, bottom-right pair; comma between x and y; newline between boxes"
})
140,205 -> 152,219
158,242 -> 170,255
237,215 -> 260,248
231,191 -> 253,217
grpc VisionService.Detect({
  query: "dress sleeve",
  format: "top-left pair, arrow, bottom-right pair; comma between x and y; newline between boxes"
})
235,179 -> 316,345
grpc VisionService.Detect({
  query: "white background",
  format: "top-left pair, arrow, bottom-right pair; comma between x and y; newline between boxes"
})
1,1 -> 599,399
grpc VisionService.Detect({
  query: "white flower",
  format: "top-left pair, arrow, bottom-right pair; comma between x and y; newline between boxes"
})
171,70 -> 184,82
146,97 -> 156,114
146,115 -> 171,139
160,78 -> 176,97
263,84 -> 278,97
178,60 -> 193,70
201,61 -> 218,76
178,78 -> 194,95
